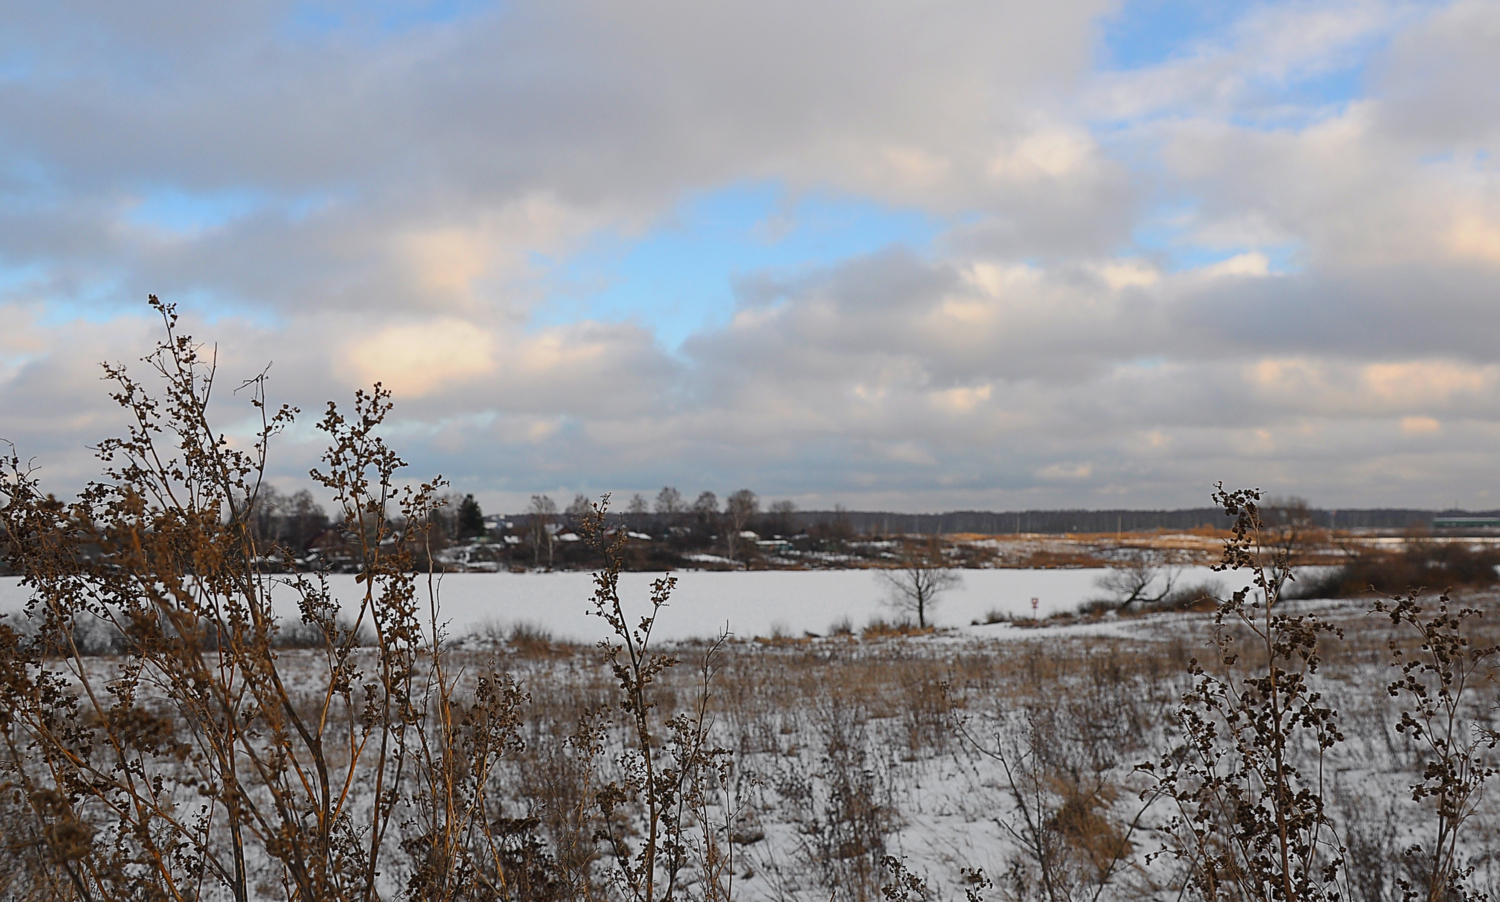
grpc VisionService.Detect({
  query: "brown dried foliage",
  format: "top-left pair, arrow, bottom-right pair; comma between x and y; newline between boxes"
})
0,300 -> 730,902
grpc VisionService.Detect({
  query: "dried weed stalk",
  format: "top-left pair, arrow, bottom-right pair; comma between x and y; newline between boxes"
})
1144,486 -> 1347,902
0,300 -> 534,901
1373,592 -> 1498,902
583,500 -> 735,902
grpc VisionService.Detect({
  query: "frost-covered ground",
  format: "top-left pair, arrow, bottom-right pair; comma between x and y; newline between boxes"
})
450,594 -> 1500,901
6,570 -> 1496,901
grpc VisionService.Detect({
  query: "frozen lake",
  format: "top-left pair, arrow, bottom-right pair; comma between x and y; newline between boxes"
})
0,566 -> 1234,643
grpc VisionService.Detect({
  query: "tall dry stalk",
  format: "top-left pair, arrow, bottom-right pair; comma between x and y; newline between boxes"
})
0,298 -> 531,901
582,500 -> 735,902
1144,486 -> 1347,902
1374,592 -> 1498,902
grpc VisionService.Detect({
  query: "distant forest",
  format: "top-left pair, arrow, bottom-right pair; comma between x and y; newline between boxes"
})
480,505 -> 1495,537
191,484 -> 1500,546
748,506 -> 1499,535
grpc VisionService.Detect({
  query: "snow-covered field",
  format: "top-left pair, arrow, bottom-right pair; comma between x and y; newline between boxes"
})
0,566 -> 1230,642
3,567 -> 1497,901
487,598 -> 1500,902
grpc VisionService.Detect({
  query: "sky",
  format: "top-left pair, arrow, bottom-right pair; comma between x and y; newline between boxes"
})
1,0 -> 1498,514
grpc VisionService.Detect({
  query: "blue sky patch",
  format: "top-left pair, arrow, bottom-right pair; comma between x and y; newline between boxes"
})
125,186 -> 269,234
0,262 -> 47,294
1097,0 -> 1242,71
1130,200 -> 1300,273
1096,0 -> 1384,132
285,0 -> 495,41
534,182 -> 945,350
35,280 -> 133,326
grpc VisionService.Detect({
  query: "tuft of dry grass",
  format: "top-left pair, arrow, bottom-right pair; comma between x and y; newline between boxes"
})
860,617 -> 935,639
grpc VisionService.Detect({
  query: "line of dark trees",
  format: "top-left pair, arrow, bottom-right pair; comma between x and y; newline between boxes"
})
7,483 -> 1492,578
245,482 -> 1500,556
769,506 -> 1498,535
500,500 -> 1496,536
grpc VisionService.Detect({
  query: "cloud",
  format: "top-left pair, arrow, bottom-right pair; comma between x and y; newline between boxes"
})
2,0 -> 1499,513
1448,213 -> 1500,263
1195,252 -> 1270,278
987,128 -> 1100,183
1036,462 -> 1093,482
345,319 -> 496,398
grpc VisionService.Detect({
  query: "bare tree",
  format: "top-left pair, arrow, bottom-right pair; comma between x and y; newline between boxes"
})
1261,495 -> 1315,602
565,492 -> 592,527
812,503 -> 855,543
725,489 -> 759,564
432,490 -> 467,540
246,482 -> 286,544
692,490 -> 719,520
1095,550 -> 1179,610
627,493 -> 649,530
282,488 -> 330,549
246,486 -> 331,553
877,538 -> 961,629
1263,494 -> 1313,529
529,493 -> 558,569
767,499 -> 797,536
655,485 -> 684,516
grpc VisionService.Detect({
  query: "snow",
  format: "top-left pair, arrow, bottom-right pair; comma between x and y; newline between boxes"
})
2,567 -> 1488,901
0,566 -> 1229,643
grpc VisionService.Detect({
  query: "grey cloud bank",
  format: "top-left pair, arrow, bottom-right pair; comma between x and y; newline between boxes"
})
1,0 -> 1498,513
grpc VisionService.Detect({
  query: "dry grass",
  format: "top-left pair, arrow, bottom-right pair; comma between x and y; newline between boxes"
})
7,589 -> 1498,901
